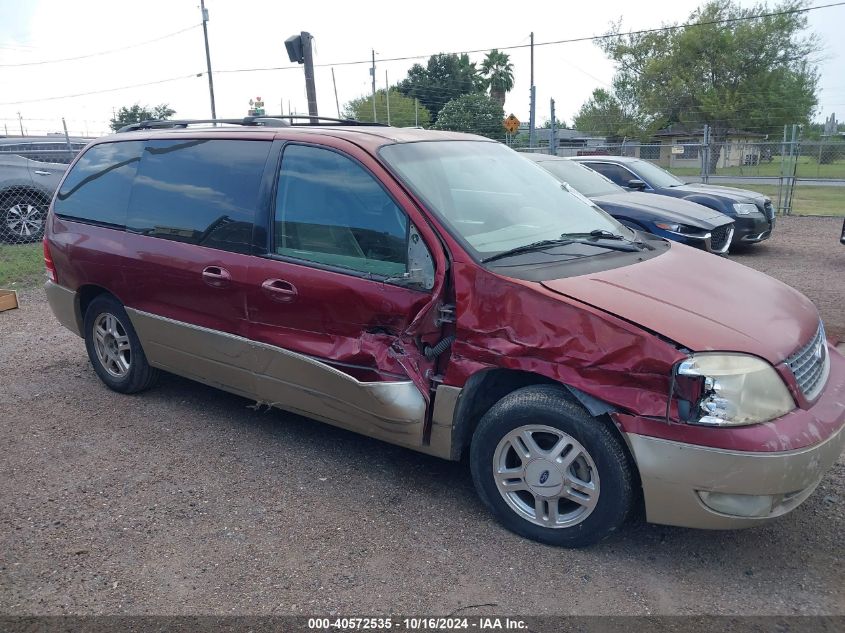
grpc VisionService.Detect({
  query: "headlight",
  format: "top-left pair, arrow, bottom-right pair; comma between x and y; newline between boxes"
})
733,203 -> 758,215
654,222 -> 709,237
676,353 -> 795,426
654,222 -> 681,231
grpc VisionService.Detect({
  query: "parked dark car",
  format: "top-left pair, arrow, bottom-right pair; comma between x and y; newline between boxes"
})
0,137 -> 88,243
44,119 -> 844,548
525,154 -> 734,254
571,155 -> 775,248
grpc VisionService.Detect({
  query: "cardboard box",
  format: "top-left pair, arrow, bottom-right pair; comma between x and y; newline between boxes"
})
0,289 -> 19,312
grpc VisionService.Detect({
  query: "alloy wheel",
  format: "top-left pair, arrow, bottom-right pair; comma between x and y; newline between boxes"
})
5,203 -> 43,240
492,424 -> 600,528
93,313 -> 131,378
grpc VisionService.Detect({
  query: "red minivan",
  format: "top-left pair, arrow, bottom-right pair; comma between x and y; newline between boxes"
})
44,120 -> 845,547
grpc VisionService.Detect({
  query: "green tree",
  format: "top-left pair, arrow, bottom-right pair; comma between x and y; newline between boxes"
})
109,103 -> 175,131
434,94 -> 505,140
572,88 -> 642,142
598,0 -> 819,168
480,49 -> 514,109
343,89 -> 431,127
396,53 -> 485,122
541,118 -> 567,129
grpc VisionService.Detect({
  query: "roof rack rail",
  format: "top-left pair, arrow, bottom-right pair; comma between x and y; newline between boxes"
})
116,115 -> 387,133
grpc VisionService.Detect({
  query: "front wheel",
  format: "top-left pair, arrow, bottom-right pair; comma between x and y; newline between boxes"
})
470,385 -> 636,547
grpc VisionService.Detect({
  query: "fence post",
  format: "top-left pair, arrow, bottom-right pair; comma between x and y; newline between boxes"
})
701,124 -> 710,184
549,99 -> 557,156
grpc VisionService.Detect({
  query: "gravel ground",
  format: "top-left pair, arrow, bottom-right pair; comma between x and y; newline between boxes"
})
1,216 -> 843,616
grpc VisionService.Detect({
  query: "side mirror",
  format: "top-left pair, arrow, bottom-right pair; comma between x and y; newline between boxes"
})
627,179 -> 647,191
385,223 -> 435,290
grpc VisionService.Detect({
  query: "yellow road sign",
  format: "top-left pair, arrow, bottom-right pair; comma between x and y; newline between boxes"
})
503,114 -> 520,134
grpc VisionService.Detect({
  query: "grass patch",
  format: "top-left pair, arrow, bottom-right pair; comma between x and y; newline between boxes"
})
668,156 -> 845,179
744,185 -> 845,216
0,243 -> 45,288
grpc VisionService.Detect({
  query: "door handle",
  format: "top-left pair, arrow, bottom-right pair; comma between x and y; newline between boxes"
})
202,265 -> 231,288
261,278 -> 297,302
33,170 -> 52,176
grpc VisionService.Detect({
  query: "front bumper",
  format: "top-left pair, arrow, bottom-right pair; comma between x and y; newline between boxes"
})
733,212 -> 774,243
628,424 -> 844,529
626,343 -> 845,529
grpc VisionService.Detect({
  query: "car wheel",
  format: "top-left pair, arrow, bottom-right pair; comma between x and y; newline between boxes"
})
470,385 -> 635,547
83,295 -> 159,394
0,190 -> 47,243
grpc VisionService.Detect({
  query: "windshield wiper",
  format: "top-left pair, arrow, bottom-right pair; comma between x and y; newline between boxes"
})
481,239 -> 577,263
481,233 -> 643,264
561,229 -> 651,250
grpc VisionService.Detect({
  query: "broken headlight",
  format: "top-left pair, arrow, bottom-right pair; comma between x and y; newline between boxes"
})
676,353 -> 795,426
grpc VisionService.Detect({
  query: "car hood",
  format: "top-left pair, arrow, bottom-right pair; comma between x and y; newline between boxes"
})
592,192 -> 731,228
670,183 -> 768,204
540,243 -> 818,364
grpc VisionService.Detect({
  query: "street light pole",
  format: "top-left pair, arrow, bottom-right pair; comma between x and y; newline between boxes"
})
200,0 -> 217,120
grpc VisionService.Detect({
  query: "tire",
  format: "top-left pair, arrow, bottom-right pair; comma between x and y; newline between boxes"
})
470,385 -> 635,548
83,295 -> 158,394
0,190 -> 48,243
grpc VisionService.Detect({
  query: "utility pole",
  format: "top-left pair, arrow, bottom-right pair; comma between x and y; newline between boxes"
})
528,32 -> 536,149
61,118 -> 73,160
17,112 -> 24,136
415,99 -> 419,127
549,99 -> 557,156
528,87 -> 536,149
301,32 -> 318,119
371,50 -> 377,122
385,70 -> 391,125
331,68 -> 341,118
200,0 -> 217,120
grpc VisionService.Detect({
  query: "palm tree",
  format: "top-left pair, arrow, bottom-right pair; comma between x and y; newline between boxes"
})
481,50 -> 514,109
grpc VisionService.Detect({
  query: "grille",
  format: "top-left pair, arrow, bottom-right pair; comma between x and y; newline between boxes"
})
786,323 -> 830,401
709,224 -> 732,251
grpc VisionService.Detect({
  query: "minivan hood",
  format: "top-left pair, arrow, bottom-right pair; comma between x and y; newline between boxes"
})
540,243 -> 818,364
592,192 -> 730,229
671,183 -> 768,204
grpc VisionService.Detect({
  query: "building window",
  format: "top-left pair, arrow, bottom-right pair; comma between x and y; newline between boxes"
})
677,138 -> 700,159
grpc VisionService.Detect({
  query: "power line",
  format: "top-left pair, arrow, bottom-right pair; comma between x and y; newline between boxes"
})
0,73 -> 199,106
211,1 -> 845,75
0,24 -> 201,67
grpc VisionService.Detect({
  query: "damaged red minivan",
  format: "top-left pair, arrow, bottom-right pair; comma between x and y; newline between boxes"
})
44,121 -> 845,547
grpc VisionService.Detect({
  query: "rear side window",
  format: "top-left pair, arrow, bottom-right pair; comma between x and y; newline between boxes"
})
54,141 -> 143,227
274,144 -> 408,277
126,139 -> 271,254
584,162 -> 636,187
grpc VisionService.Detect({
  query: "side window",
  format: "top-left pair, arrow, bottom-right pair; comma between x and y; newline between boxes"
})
586,162 -> 636,187
126,139 -> 271,254
274,144 -> 408,278
54,141 -> 144,227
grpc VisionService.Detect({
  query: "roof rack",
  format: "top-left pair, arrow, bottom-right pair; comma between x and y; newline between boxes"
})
116,115 -> 387,133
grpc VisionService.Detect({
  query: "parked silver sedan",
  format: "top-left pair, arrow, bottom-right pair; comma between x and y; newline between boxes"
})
0,137 -> 88,243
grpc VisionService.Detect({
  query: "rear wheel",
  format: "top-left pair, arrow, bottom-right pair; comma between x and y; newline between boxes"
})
83,295 -> 158,394
470,385 -> 635,547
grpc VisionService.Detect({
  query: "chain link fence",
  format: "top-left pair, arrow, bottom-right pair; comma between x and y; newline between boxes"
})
0,139 -> 87,290
516,129 -> 845,218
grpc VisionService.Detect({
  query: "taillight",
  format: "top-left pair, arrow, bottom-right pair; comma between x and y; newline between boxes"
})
43,237 -> 57,283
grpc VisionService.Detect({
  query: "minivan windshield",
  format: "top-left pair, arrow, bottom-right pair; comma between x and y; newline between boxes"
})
628,159 -> 686,189
534,158 -> 622,197
380,141 -> 627,260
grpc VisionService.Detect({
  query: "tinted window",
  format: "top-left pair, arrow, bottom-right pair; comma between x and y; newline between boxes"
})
534,159 -> 621,197
54,141 -> 143,227
274,144 -> 408,277
584,162 -> 637,187
127,139 -> 270,254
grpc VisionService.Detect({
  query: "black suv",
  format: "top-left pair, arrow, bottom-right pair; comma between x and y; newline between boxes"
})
572,156 -> 775,248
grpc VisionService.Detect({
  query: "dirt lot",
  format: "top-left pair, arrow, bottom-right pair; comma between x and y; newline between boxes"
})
1,216 -> 843,616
